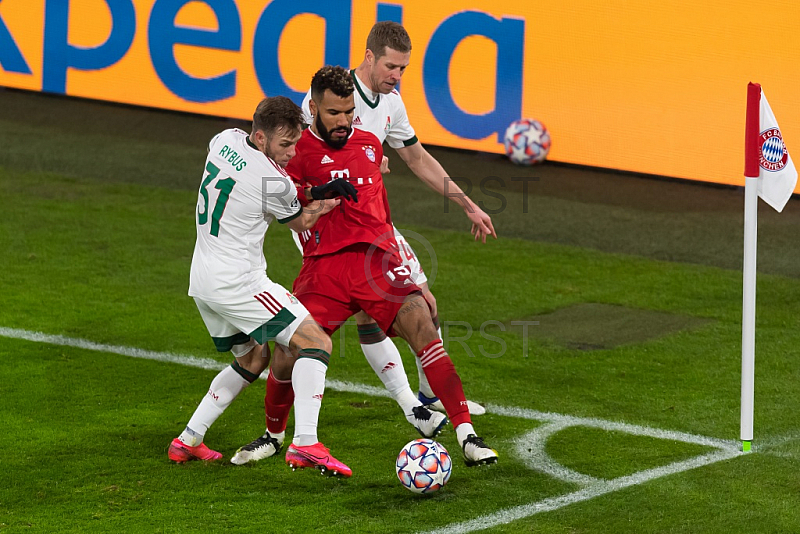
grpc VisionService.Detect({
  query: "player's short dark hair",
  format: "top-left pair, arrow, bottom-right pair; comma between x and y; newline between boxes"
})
366,21 -> 411,59
252,96 -> 304,136
310,65 -> 354,103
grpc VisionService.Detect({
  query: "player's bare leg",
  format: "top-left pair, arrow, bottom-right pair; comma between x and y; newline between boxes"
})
170,342 -> 269,463
355,310 -> 447,438
391,294 -> 497,467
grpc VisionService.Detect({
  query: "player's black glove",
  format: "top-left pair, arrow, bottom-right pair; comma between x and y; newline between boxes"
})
310,178 -> 358,202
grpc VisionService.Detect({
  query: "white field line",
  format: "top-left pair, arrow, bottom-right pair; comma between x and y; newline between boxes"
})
0,326 -> 395,396
489,404 -> 739,451
424,448 -> 742,534
0,327 -> 227,371
1,327 -> 747,533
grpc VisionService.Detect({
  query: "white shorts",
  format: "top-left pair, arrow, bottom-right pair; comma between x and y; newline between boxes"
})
194,280 -> 310,354
393,227 -> 428,287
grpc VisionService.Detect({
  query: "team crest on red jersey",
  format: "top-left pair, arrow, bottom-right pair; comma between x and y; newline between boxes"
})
363,146 -> 376,162
759,128 -> 789,172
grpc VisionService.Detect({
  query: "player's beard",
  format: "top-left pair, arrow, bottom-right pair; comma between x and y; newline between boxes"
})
315,113 -> 351,149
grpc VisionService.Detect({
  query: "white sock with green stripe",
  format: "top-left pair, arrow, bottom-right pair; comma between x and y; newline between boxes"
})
292,350 -> 329,447
179,362 -> 254,446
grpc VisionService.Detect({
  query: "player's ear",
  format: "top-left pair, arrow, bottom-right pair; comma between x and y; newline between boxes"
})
365,48 -> 374,66
253,129 -> 266,149
308,98 -> 318,118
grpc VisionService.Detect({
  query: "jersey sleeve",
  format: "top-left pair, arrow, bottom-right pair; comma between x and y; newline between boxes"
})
207,131 -> 223,153
384,96 -> 418,149
300,90 -> 314,126
264,174 -> 303,224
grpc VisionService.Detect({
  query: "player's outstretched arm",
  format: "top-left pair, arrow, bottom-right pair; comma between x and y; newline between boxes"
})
285,198 -> 340,232
283,177 -> 358,232
395,142 -> 497,243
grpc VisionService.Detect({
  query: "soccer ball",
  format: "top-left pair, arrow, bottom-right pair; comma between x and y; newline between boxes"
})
396,439 -> 452,494
503,118 -> 551,165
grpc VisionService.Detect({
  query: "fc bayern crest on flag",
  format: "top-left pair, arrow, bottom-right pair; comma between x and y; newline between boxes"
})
364,146 -> 376,162
758,128 -> 789,172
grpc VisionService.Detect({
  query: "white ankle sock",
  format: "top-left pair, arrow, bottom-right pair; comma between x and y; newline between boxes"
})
180,365 -> 250,446
267,430 -> 285,442
456,423 -> 476,445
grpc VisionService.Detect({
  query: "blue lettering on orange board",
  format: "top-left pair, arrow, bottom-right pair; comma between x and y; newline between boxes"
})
376,3 -> 403,92
42,0 -> 136,93
252,0 -> 351,105
0,9 -> 31,74
376,3 -> 402,24
149,0 -> 241,103
423,11 -> 524,143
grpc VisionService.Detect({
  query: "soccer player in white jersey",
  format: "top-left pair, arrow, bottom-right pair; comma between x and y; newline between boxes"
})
168,96 -> 357,477
301,21 -> 495,416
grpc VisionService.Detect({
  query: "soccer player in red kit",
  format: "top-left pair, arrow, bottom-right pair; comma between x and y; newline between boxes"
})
268,66 -> 498,470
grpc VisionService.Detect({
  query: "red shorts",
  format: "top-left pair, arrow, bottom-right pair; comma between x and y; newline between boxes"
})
293,243 -> 421,336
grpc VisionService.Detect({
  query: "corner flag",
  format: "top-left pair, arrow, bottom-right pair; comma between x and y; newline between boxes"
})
740,83 -> 796,453
744,83 -> 797,212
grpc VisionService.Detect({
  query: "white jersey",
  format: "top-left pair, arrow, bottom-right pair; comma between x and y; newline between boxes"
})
189,128 -> 302,303
301,69 -> 418,149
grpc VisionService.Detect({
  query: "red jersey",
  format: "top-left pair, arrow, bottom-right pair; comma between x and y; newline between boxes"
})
286,127 -> 395,257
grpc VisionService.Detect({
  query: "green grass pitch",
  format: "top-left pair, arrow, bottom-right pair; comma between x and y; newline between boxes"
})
1,90 -> 800,533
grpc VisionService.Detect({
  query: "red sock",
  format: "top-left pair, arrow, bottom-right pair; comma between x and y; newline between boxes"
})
265,371 -> 294,434
416,340 -> 471,428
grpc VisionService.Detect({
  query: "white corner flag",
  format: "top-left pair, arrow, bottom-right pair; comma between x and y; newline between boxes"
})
747,84 -> 798,211
740,83 -> 797,453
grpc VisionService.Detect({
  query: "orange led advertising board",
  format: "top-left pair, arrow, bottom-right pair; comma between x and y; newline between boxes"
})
1,0 -> 799,189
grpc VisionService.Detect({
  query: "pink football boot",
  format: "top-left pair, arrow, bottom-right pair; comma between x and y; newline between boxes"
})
168,438 -> 223,463
285,442 -> 352,478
